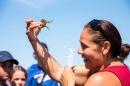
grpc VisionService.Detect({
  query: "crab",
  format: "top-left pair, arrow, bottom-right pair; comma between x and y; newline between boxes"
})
26,19 -> 52,30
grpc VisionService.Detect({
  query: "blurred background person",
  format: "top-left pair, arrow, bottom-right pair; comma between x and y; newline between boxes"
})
11,65 -> 27,86
0,51 -> 18,86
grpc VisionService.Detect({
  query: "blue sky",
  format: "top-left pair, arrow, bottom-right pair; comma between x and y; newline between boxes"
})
0,0 -> 130,69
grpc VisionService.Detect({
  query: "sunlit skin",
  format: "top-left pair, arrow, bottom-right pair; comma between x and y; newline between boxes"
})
60,27 -> 122,86
78,28 -> 106,72
25,19 -> 129,86
26,19 -> 91,86
78,27 -> 123,72
77,28 -> 122,86
11,70 -> 26,86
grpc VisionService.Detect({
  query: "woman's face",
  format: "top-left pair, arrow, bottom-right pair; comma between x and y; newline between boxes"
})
78,28 -> 105,70
11,70 -> 26,86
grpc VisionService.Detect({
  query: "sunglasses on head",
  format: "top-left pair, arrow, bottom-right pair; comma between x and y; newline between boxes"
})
88,19 -> 114,42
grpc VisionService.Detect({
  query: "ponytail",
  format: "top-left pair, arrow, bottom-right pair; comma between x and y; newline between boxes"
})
118,44 -> 130,61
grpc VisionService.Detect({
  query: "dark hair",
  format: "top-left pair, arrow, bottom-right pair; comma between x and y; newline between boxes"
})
119,44 -> 130,60
84,19 -> 130,60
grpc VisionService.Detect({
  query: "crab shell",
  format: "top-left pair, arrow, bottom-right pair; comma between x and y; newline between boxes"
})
26,19 -> 47,29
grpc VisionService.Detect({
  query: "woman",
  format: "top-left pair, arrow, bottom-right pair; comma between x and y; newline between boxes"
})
26,19 -> 130,86
11,65 -> 27,86
60,19 -> 130,86
26,19 -> 90,86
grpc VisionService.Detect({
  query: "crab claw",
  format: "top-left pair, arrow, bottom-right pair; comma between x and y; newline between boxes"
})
26,19 -> 34,27
39,21 -> 46,28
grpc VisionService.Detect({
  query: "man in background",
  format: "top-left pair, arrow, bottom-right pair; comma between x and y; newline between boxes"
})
0,51 -> 18,86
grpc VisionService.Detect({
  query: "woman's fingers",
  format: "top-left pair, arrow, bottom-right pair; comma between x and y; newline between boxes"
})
26,24 -> 39,33
60,68 -> 75,86
26,19 -> 34,28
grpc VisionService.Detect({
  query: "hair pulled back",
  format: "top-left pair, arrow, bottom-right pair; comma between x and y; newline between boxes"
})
85,19 -> 130,61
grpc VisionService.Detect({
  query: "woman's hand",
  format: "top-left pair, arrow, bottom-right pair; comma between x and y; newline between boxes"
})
26,19 -> 46,41
60,68 -> 75,86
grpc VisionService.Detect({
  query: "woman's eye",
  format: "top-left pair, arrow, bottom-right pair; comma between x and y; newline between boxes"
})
81,43 -> 88,50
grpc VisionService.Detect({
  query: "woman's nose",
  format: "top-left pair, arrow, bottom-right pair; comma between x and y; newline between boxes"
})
77,48 -> 83,54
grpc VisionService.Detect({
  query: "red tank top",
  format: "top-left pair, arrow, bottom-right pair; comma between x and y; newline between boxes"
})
102,65 -> 130,86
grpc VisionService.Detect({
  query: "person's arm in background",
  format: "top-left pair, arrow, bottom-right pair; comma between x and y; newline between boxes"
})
26,19 -> 90,85
26,19 -> 62,81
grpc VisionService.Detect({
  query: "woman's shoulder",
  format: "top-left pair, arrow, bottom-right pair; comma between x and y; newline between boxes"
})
84,71 -> 122,86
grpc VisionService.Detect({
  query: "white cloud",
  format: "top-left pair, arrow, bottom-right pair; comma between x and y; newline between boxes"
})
13,0 -> 57,8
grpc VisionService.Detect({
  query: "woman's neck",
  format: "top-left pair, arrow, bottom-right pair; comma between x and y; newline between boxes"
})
88,55 -> 124,75
100,58 -> 123,71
